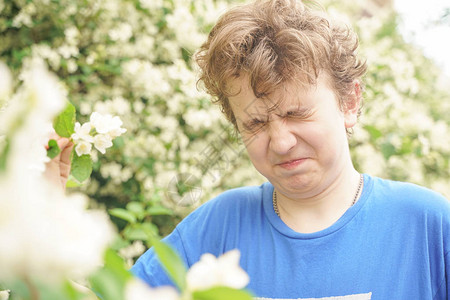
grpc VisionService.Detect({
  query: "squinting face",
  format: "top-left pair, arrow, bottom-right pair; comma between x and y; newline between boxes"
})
228,73 -> 358,200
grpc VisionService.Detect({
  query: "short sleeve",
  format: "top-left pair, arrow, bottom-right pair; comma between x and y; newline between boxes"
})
130,228 -> 188,288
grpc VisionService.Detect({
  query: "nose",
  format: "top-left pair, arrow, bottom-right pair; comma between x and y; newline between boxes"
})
268,118 -> 297,155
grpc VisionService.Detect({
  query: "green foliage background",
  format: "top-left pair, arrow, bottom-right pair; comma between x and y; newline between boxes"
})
1,0 -> 449,265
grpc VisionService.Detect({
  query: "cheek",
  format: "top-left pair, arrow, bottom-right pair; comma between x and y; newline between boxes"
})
242,133 -> 267,159
297,123 -> 340,153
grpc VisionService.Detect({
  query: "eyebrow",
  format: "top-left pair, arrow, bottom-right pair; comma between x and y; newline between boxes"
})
276,105 -> 314,118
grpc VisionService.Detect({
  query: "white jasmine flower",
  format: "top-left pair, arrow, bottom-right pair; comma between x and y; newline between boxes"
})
166,6 -> 205,50
67,59 -> 78,73
0,180 -> 115,281
100,162 -> 122,179
86,53 -> 97,65
20,58 -> 67,121
12,10 -> 33,28
0,290 -> 9,300
75,140 -> 93,156
90,112 -> 111,134
90,112 -> 126,138
125,279 -> 179,300
119,240 -> 145,267
93,134 -> 113,154
139,0 -> 163,10
31,44 -> 61,70
186,249 -> 249,291
122,60 -> 171,97
184,108 -> 220,131
58,45 -> 79,59
108,23 -> 133,42
80,102 -> 92,115
133,101 -> 145,113
72,122 -> 94,143
64,27 -> 79,45
107,117 -> 127,138
111,97 -> 131,115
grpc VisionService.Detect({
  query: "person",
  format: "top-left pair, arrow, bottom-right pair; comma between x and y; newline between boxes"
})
49,0 -> 450,298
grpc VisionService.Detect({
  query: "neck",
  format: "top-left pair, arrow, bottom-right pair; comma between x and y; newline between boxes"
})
274,168 -> 362,233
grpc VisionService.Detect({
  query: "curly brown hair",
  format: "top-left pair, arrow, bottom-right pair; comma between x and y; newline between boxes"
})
195,0 -> 367,129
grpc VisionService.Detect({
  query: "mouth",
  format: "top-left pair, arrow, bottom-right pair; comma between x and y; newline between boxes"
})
277,158 -> 308,170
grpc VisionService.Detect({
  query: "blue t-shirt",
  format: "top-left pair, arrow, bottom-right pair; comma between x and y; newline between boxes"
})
131,174 -> 450,299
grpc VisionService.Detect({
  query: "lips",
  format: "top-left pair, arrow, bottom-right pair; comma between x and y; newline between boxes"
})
277,158 -> 308,170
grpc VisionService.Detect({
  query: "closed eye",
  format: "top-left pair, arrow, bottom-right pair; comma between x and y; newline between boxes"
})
284,108 -> 314,119
243,118 -> 267,132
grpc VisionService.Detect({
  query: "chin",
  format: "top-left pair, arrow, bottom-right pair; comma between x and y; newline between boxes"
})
273,176 -> 318,194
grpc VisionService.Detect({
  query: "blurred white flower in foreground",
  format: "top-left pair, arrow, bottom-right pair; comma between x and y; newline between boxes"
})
0,61 -> 12,104
125,279 -> 179,300
186,249 -> 250,291
0,290 -> 10,300
0,62 -> 115,282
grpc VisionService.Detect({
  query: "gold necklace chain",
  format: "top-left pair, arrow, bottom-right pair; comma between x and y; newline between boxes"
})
272,174 -> 364,217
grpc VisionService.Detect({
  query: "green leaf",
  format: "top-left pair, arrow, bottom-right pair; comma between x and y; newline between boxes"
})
110,236 -> 130,251
113,136 -> 125,148
123,226 -> 148,241
123,223 -> 158,240
71,154 -> 93,182
63,280 -> 88,300
380,142 -> 396,160
193,287 -> 253,300
0,137 -> 10,172
66,177 -> 83,188
104,248 -> 133,282
109,208 -> 137,224
126,201 -> 145,218
364,125 -> 383,142
147,205 -> 174,216
35,281 -> 72,300
46,139 -> 61,159
89,249 -> 132,300
89,269 -> 124,300
53,102 -> 76,138
150,237 -> 187,292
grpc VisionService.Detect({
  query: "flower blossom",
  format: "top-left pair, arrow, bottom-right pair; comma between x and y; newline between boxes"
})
90,112 -> 127,137
186,249 -> 250,291
71,112 -> 126,156
125,279 -> 179,300
72,122 -> 94,143
93,134 -> 113,154
75,140 -> 93,156
0,290 -> 10,300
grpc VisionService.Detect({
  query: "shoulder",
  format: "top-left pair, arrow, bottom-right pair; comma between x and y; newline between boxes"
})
168,183 -> 270,260
368,175 -> 450,217
202,183 -> 267,209
181,183 -> 268,223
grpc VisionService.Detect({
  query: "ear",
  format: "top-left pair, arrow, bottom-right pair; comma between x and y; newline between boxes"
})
344,80 -> 362,129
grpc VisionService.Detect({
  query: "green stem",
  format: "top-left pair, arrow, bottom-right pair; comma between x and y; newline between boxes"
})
24,276 -> 39,300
